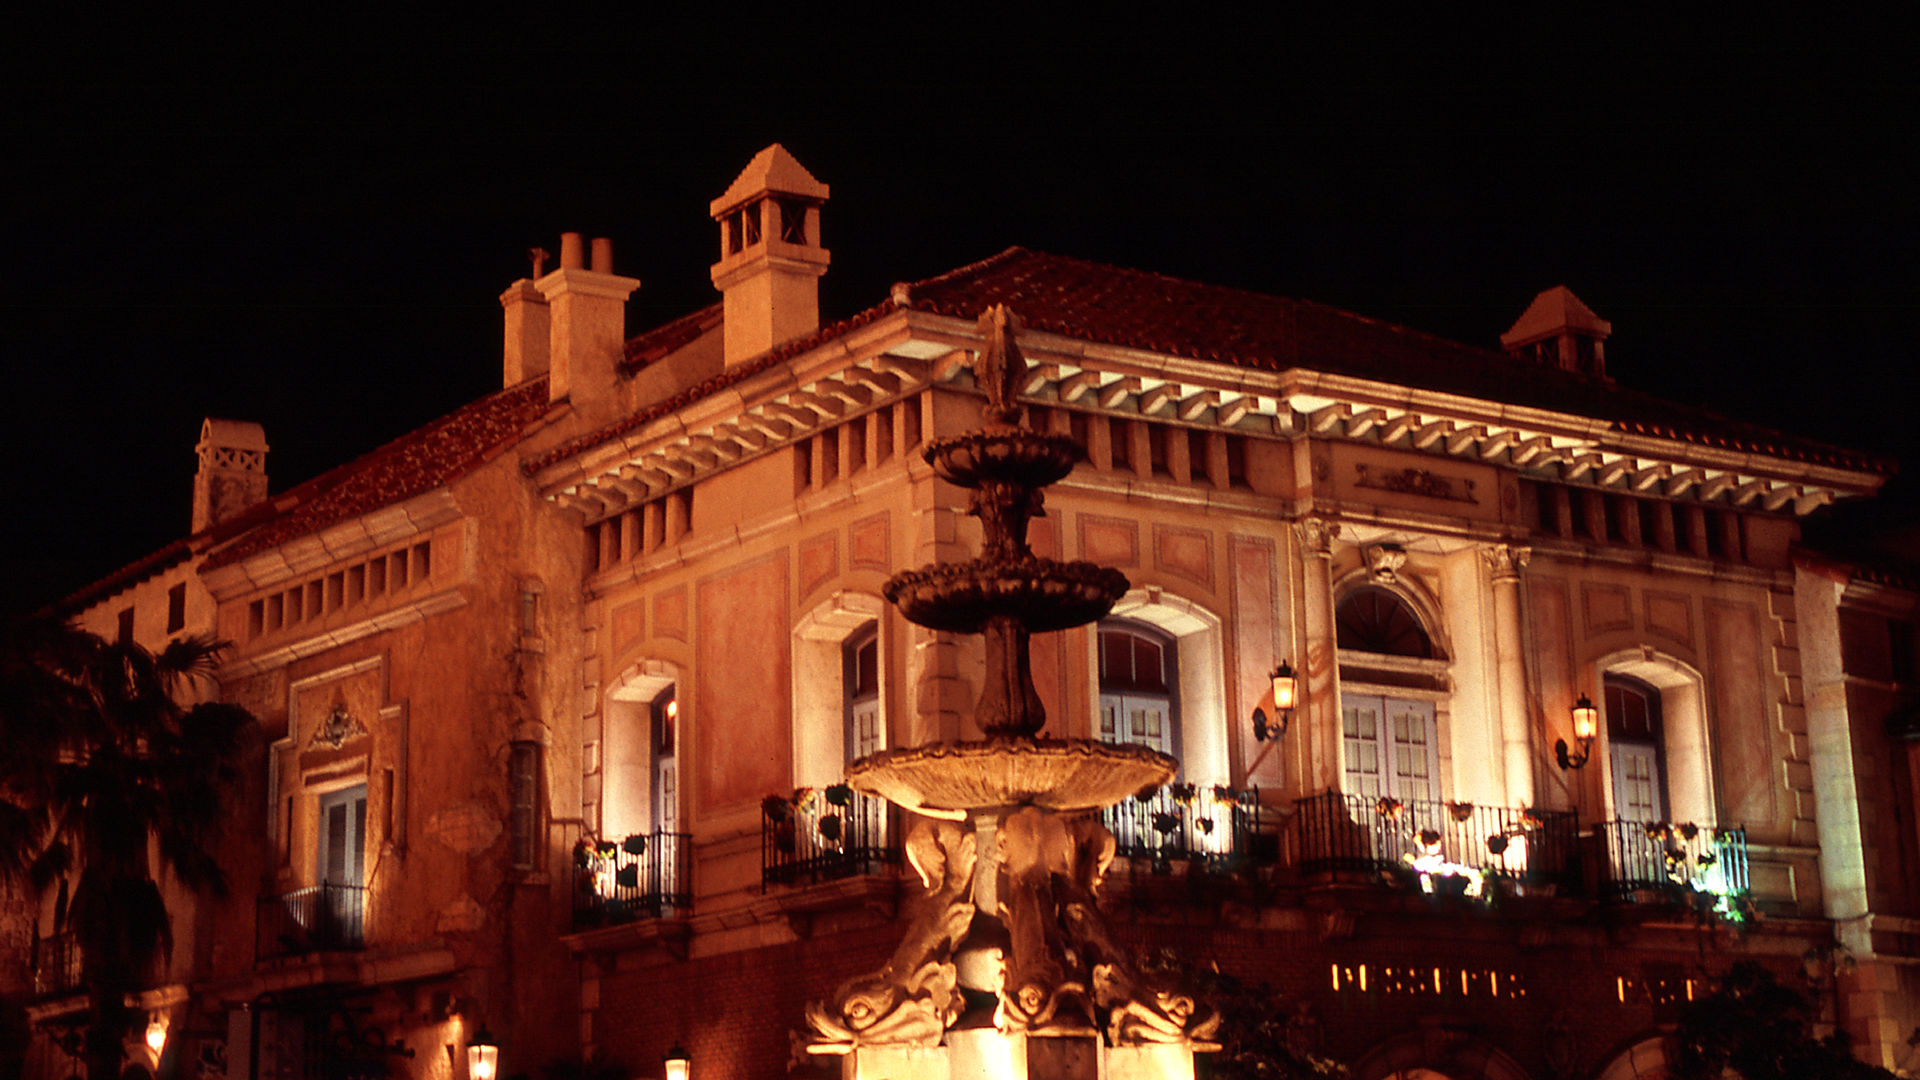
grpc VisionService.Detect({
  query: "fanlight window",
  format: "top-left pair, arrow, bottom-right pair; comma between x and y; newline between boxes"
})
1336,586 -> 1434,658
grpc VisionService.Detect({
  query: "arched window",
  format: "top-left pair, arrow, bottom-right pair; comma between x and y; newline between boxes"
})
1335,586 -> 1444,802
844,624 -> 881,764
1097,619 -> 1179,757
1605,674 -> 1665,823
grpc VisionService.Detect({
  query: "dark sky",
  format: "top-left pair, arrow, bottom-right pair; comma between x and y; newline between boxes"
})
4,15 -> 1916,616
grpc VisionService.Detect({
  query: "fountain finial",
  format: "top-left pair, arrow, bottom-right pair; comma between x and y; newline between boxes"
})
976,304 -> 1026,427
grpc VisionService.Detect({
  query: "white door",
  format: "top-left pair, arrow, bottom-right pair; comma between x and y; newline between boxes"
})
1610,742 -> 1664,822
1343,695 -> 1438,802
1099,693 -> 1175,756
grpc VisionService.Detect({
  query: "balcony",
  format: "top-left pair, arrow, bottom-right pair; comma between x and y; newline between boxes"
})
1103,784 -> 1273,873
762,786 -> 900,889
1293,792 -> 1581,895
257,884 -> 367,961
573,830 -> 691,929
1598,820 -> 1750,909
31,931 -> 82,997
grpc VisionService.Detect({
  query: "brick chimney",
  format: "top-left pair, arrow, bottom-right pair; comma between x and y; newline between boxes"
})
709,145 -> 830,366
1501,286 -> 1611,379
192,418 -> 268,533
536,233 -> 640,404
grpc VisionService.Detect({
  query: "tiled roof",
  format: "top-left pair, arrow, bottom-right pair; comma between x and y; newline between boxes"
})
204,377 -> 556,570
903,248 -> 1891,473
522,300 -> 901,475
622,302 -> 723,372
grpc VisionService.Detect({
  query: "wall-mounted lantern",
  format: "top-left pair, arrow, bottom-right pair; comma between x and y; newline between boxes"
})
1254,660 -> 1298,741
145,1014 -> 168,1055
664,1044 -> 691,1080
467,1027 -> 499,1080
1554,693 -> 1598,770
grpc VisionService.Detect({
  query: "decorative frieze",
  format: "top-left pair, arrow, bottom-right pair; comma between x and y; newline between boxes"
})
1355,463 -> 1477,504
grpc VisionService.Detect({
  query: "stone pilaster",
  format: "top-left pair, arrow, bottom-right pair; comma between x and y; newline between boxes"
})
1481,544 -> 1533,808
1295,518 -> 1341,791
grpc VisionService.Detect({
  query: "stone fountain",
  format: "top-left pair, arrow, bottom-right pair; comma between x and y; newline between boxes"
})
804,307 -> 1221,1080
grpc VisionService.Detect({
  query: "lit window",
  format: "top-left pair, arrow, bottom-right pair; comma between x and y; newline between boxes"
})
1605,674 -> 1666,823
1097,620 -> 1178,756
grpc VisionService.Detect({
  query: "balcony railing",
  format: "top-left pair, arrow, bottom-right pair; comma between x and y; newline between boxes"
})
763,788 -> 900,889
574,830 -> 690,928
31,931 -> 82,997
1598,820 -> 1749,903
1293,792 -> 1580,893
1103,785 -> 1271,871
256,884 -> 367,961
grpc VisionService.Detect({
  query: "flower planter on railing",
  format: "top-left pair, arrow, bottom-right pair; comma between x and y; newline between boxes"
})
256,883 -> 368,960
762,784 -> 900,889
1598,820 -> 1749,912
1292,792 -> 1579,895
573,830 -> 691,928
1102,784 -> 1269,872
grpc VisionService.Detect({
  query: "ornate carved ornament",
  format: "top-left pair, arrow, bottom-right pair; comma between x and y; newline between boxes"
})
1355,463 -> 1477,503
1479,544 -> 1531,583
310,703 -> 368,750
1363,543 -> 1407,583
1293,518 -> 1341,557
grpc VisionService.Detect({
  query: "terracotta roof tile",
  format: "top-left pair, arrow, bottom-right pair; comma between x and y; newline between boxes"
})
205,377 -> 555,570
902,248 -> 1891,474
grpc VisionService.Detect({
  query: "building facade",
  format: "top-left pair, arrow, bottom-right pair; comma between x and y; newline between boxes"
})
11,145 -> 1915,1080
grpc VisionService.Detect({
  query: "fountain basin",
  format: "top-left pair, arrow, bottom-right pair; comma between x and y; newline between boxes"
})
847,738 -> 1176,815
925,429 -> 1082,489
885,558 -> 1129,634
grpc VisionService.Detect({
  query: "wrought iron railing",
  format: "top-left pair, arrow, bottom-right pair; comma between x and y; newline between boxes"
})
1103,785 -> 1270,871
1598,820 -> 1749,901
31,931 -> 82,997
1293,792 -> 1579,892
256,883 -> 367,960
763,788 -> 900,889
573,830 -> 690,928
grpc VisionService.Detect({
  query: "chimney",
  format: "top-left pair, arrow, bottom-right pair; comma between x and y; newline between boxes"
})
1501,286 -> 1612,379
192,419 -> 268,533
535,232 -> 640,405
500,246 -> 552,387
709,144 -> 830,366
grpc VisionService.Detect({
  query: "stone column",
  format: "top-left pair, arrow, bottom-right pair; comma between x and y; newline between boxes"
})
1294,518 -> 1341,792
1481,544 -> 1533,808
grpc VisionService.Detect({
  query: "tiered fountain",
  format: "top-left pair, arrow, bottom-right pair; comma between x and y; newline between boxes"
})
804,307 -> 1221,1080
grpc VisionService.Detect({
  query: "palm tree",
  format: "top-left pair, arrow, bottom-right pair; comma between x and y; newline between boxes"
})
0,615 -> 253,1080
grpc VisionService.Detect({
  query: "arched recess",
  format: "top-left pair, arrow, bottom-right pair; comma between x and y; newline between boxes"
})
1350,1029 -> 1533,1080
606,658 -> 683,839
793,591 -> 889,789
1590,647 -> 1715,826
1590,1033 -> 1672,1080
1331,578 -> 1452,803
1100,589 -> 1227,785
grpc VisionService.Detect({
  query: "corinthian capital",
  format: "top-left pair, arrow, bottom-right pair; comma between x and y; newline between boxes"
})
1293,517 -> 1340,558
1480,543 -> 1531,582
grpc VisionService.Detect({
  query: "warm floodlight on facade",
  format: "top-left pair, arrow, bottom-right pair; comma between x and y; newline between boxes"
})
1555,693 -> 1599,770
1254,659 -> 1298,741
467,1027 -> 499,1080
145,1015 -> 168,1054
664,1044 -> 690,1080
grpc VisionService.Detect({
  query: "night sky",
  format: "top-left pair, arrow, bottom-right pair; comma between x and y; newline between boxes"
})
5,15 -> 1915,616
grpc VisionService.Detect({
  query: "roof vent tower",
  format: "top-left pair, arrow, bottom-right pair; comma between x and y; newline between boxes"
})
192,418 -> 269,533
709,144 -> 830,367
1501,285 -> 1612,379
